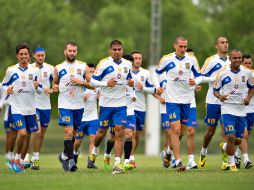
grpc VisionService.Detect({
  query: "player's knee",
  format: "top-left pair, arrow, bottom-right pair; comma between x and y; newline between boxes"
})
124,130 -> 133,139
227,135 -> 236,144
207,127 -> 216,137
18,130 -> 27,138
187,127 -> 195,137
235,138 -> 242,145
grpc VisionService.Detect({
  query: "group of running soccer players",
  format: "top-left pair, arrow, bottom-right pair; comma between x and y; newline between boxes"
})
0,36 -> 253,174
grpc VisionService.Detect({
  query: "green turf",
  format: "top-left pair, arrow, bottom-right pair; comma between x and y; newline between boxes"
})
0,154 -> 253,190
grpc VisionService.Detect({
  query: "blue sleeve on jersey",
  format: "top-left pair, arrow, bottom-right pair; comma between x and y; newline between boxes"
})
126,70 -> 132,80
156,62 -> 176,74
203,63 -> 222,77
49,74 -> 53,82
93,66 -> 114,81
247,82 -> 254,89
213,87 -> 221,92
34,76 -> 38,81
160,80 -> 167,88
191,65 -> 201,77
59,69 -> 67,80
2,73 -> 19,86
221,76 -> 231,88
145,80 -> 154,87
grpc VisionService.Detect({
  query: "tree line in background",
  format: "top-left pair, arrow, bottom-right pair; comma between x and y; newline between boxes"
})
0,0 -> 253,118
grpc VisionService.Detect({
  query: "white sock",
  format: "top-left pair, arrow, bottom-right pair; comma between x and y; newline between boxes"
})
114,157 -> 121,165
61,152 -> 68,160
33,152 -> 39,160
228,155 -> 235,165
188,154 -> 194,163
235,147 -> 242,158
242,153 -> 249,163
20,159 -> 25,165
73,150 -> 79,155
8,151 -> 14,160
24,153 -> 30,161
129,155 -> 135,161
222,143 -> 227,151
171,152 -> 175,160
166,146 -> 172,154
15,153 -> 21,160
104,153 -> 111,158
175,159 -> 181,166
92,146 -> 99,155
124,159 -> 129,164
201,147 -> 207,156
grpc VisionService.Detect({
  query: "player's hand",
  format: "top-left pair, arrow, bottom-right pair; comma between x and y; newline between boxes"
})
34,81 -> 39,89
136,81 -> 143,90
128,79 -> 134,87
219,94 -> 228,102
132,96 -> 136,102
244,97 -> 250,106
195,85 -> 201,92
159,97 -> 165,104
70,77 -> 82,85
156,87 -> 163,95
44,88 -> 53,94
107,78 -> 117,87
7,86 -> 14,94
84,94 -> 90,101
52,84 -> 59,92
189,78 -> 196,86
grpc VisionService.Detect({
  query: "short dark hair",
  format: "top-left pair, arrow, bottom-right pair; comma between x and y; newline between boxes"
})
186,48 -> 193,53
65,42 -> 78,49
123,54 -> 134,62
87,63 -> 95,68
242,54 -> 252,60
215,36 -> 227,45
109,40 -> 122,49
16,43 -> 30,55
131,51 -> 142,55
174,36 -> 187,44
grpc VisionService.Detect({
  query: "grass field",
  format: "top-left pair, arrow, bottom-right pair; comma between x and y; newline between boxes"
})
0,154 -> 254,190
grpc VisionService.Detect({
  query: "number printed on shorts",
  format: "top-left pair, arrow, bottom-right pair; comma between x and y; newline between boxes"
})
16,120 -> 23,127
226,124 -> 234,132
208,118 -> 216,125
62,116 -> 70,123
169,112 -> 176,119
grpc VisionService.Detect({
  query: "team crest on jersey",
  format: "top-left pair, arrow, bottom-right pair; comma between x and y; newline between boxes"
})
29,74 -> 33,80
185,63 -> 190,69
77,69 -> 81,75
140,76 -> 145,81
124,67 -> 128,73
43,72 -> 48,78
242,76 -> 246,82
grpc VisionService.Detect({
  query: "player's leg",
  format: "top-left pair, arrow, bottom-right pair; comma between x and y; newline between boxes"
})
104,129 -> 115,170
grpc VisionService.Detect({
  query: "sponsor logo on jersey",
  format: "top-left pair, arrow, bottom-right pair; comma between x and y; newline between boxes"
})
234,84 -> 238,89
22,81 -> 26,87
178,70 -> 183,75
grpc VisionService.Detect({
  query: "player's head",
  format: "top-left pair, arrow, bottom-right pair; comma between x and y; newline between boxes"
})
186,48 -> 194,56
242,54 -> 252,69
88,63 -> 96,74
215,36 -> 228,54
109,40 -> 123,61
229,49 -> 242,69
33,46 -> 46,65
131,51 -> 142,68
64,42 -> 78,63
16,43 -> 30,65
123,54 -> 134,63
173,36 -> 188,57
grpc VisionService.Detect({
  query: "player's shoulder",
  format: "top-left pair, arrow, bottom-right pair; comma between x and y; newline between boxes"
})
55,61 -> 66,68
161,53 -> 174,60
122,58 -> 132,67
97,57 -> 110,69
6,64 -> 18,71
140,67 -> 150,75
205,54 -> 217,63
76,60 -> 87,65
44,62 -> 54,69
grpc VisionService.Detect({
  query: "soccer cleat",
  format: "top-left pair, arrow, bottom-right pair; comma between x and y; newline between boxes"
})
244,161 -> 253,169
221,162 -> 230,170
87,156 -> 97,169
14,160 -> 25,173
73,153 -> 79,164
230,164 -> 238,172
129,160 -> 137,168
123,162 -> 134,171
112,163 -> 125,174
219,143 -> 228,163
104,156 -> 112,170
199,153 -> 207,168
68,159 -> 78,172
31,160 -> 40,170
176,161 -> 186,172
7,159 -> 15,171
234,156 -> 241,169
186,162 -> 198,170
171,159 -> 176,168
58,154 -> 69,171
23,161 -> 32,169
160,151 -> 171,168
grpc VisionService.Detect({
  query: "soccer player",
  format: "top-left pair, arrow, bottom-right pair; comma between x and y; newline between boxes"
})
199,36 -> 231,170
28,46 -> 54,170
73,63 -> 100,169
213,49 -> 254,172
53,42 -> 92,172
2,43 -> 41,172
88,40 -> 134,174
234,54 -> 253,169
154,36 -> 201,171
130,51 -> 156,167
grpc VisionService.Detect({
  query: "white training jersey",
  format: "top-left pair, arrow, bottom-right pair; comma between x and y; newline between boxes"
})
159,72 -> 167,114
82,88 -> 99,121
201,54 -> 231,105
245,70 -> 254,113
132,67 -> 155,112
2,64 -> 40,115
155,52 -> 201,104
214,67 -> 254,116
91,56 -> 132,107
31,62 -> 54,110
56,60 -> 87,109
126,86 -> 136,116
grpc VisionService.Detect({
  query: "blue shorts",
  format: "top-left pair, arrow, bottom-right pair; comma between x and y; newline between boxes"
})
126,115 -> 136,130
134,110 -> 146,131
99,106 -> 127,129
161,113 -> 171,130
36,109 -> 51,128
204,104 -> 221,127
166,103 -> 190,123
182,107 -> 198,127
222,114 -> 246,138
76,119 -> 99,139
246,113 -> 254,131
12,114 -> 38,133
58,108 -> 84,130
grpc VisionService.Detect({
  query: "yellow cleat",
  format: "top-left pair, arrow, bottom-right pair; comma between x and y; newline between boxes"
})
219,143 -> 228,163
199,153 -> 207,168
221,162 -> 230,170
104,157 -> 112,170
89,154 -> 96,162
112,163 -> 125,174
230,164 -> 239,172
